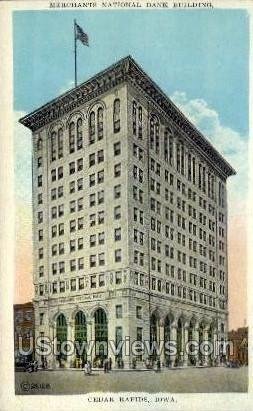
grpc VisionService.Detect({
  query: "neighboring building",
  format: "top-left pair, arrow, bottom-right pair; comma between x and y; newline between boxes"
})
228,327 -> 248,365
20,56 -> 235,369
14,302 -> 34,364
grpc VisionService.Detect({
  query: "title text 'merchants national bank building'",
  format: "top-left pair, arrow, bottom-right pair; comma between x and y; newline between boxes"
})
20,56 -> 235,369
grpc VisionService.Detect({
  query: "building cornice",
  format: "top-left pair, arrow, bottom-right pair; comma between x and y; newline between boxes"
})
19,55 -> 236,178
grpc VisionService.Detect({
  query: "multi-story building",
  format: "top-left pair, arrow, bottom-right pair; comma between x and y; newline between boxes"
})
228,327 -> 248,365
14,302 -> 34,365
20,56 -> 235,369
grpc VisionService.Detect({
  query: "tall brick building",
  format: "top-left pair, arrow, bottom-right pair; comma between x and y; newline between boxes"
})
20,56 -> 235,368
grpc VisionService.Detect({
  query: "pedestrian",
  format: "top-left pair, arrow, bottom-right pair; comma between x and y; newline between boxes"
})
108,357 -> 112,371
84,361 -> 88,375
87,360 -> 92,374
103,358 -> 108,373
156,358 -> 161,372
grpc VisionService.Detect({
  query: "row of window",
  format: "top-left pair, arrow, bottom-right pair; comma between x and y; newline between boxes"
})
150,157 -> 221,205
165,264 -> 218,280
37,141 -> 122,189
47,100 -> 121,161
132,248 -> 219,275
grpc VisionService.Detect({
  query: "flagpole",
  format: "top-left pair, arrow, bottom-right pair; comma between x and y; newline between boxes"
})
74,19 -> 77,87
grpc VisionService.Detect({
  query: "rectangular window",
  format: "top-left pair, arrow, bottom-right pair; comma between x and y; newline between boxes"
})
115,271 -> 122,284
38,193 -> 43,205
79,278 -> 84,290
59,243 -> 64,255
98,253 -> 105,266
114,163 -> 121,177
38,212 -> 43,224
38,229 -> 43,241
38,175 -> 42,187
58,186 -> 63,198
98,190 -> 104,204
78,217 -> 84,229
70,200 -> 76,213
51,207 -> 57,219
77,158 -> 83,171
70,219 -> 76,232
58,167 -> 63,179
69,162 -> 75,174
98,211 -> 104,224
136,306 -> 142,319
99,274 -> 105,287
97,150 -> 104,163
114,184 -> 121,199
78,257 -> 84,270
90,275 -> 96,288
59,261 -> 65,274
69,181 -> 75,194
78,237 -> 83,249
70,259 -> 76,271
70,239 -> 76,252
114,142 -> 121,156
52,263 -> 57,275
116,305 -> 123,319
97,170 -> 104,184
114,227 -> 121,241
77,178 -> 83,191
90,214 -> 96,227
37,157 -> 42,168
115,249 -> 122,262
59,223 -> 64,236
90,193 -> 96,207
77,197 -> 83,211
90,255 -> 96,267
89,173 -> 95,187
51,169 -> 56,182
114,206 -> 121,220
60,282 -> 65,293
89,153 -> 95,166
71,279 -> 76,291
98,232 -> 105,245
90,235 -> 96,248
58,204 -> 64,217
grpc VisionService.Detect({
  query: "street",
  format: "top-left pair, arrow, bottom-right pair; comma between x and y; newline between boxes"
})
15,366 -> 248,395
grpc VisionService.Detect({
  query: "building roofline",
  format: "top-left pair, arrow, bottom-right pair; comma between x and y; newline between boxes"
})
19,55 -> 236,178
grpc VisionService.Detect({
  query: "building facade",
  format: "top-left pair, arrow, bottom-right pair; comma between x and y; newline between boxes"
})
14,302 -> 34,365
20,56 -> 235,369
228,327 -> 248,365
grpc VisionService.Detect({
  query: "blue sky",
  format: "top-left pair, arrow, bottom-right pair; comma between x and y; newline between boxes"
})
13,9 -> 249,136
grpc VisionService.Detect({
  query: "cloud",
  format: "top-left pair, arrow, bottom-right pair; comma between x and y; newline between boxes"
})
171,91 -> 248,216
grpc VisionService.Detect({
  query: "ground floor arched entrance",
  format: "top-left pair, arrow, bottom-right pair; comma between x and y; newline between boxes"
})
93,308 -> 108,367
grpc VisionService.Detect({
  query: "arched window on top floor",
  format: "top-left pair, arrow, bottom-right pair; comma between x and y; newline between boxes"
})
50,131 -> 57,162
58,128 -> 63,159
69,121 -> 75,153
113,99 -> 120,133
188,152 -> 192,182
164,129 -> 169,162
89,111 -> 95,144
97,107 -> 104,140
180,143 -> 185,175
37,137 -> 42,151
149,116 -> 159,152
138,106 -> 143,139
76,118 -> 83,150
132,100 -> 137,136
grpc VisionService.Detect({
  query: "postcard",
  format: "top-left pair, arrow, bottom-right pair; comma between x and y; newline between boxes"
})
0,0 -> 252,410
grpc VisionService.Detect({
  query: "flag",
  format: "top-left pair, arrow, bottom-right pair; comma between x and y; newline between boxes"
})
75,23 -> 89,46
